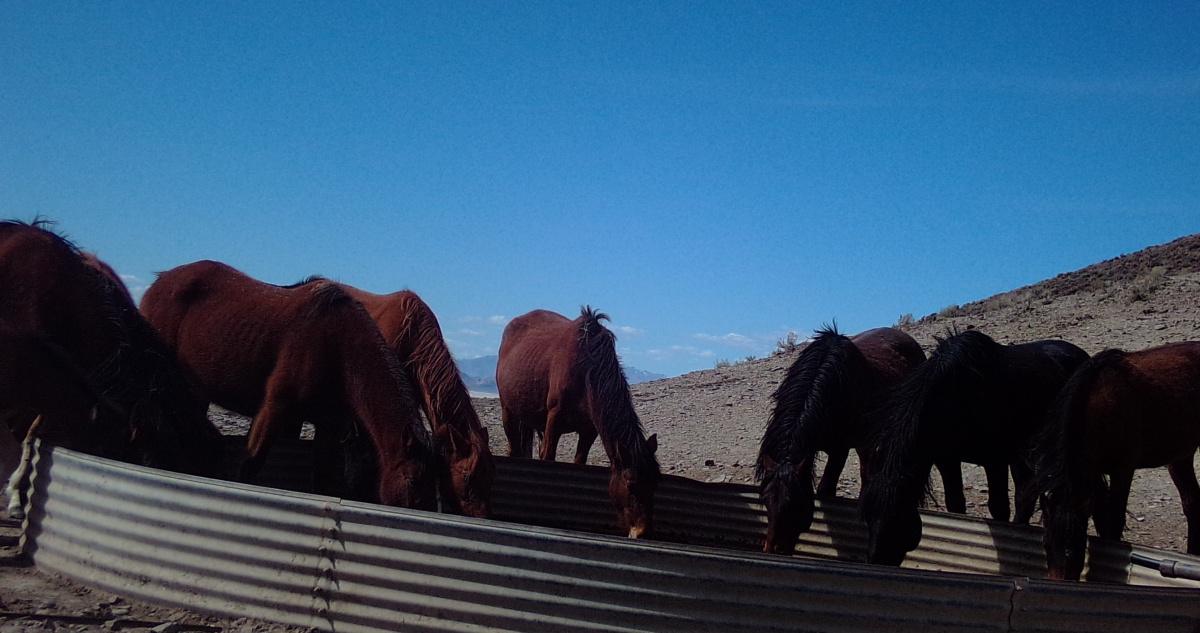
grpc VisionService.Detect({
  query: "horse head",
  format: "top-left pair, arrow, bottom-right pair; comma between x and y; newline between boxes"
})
377,434 -> 442,512
860,450 -> 927,566
758,455 -> 815,555
122,382 -> 222,478
865,503 -> 923,566
433,423 -> 495,519
1039,490 -> 1089,581
90,257 -> 224,478
608,433 -> 660,539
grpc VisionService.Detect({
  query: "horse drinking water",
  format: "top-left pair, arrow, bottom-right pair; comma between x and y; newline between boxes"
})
497,307 -> 660,538
0,220 -> 220,477
860,329 -> 1088,566
339,285 -> 495,519
1032,342 -> 1200,580
141,261 -> 447,511
756,326 -> 928,555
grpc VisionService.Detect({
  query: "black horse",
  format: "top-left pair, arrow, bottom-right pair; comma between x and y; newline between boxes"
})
756,327 -> 927,554
860,329 -> 1088,566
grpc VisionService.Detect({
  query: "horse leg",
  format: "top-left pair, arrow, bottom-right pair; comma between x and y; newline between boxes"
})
574,424 -> 598,465
983,463 -> 1011,522
1168,456 -> 1200,554
817,448 -> 849,498
1010,460 -> 1036,525
5,415 -> 43,520
936,460 -> 966,513
240,381 -> 302,484
0,421 -> 22,496
1089,476 -> 1112,537
1097,469 -> 1134,541
500,406 -> 534,459
539,405 -> 565,461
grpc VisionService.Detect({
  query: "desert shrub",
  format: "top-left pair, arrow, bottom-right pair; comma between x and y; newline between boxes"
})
1126,266 -> 1168,303
743,355 -> 757,363
938,304 -> 964,318
895,313 -> 914,327
774,331 -> 801,355
714,358 -> 731,369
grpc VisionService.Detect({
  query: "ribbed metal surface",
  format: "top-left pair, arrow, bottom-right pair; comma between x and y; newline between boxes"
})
22,444 -> 329,629
491,456 -> 1200,587
19,445 -> 1200,632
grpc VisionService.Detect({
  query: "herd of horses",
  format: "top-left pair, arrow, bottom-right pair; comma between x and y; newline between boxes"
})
758,324 -> 1200,580
2,219 -> 1196,583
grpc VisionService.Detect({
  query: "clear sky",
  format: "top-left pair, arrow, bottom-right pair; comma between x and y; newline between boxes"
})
2,3 -> 1197,377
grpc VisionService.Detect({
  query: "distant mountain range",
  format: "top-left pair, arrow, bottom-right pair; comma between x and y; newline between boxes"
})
456,354 -> 666,396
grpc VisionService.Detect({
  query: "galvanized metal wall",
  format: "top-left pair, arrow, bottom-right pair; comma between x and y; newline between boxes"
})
491,455 -> 1200,587
19,446 -> 1200,633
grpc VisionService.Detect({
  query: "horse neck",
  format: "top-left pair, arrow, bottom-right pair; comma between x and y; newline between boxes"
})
787,335 -> 860,451
388,293 -> 485,436
579,353 -> 655,476
340,321 -> 430,466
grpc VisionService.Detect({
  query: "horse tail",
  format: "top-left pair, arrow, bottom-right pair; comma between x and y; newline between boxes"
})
756,325 -> 854,481
861,330 -> 1000,522
1026,349 -> 1119,510
576,306 -> 659,473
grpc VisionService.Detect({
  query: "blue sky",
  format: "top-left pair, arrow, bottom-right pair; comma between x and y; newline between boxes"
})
2,3 -> 1197,377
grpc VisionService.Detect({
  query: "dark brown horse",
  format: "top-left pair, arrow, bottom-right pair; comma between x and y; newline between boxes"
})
860,329 -> 1089,566
0,220 -> 220,476
497,307 -> 660,538
141,260 -> 447,511
0,321 -> 123,482
1032,342 -> 1200,580
756,326 -> 928,555
340,285 -> 495,519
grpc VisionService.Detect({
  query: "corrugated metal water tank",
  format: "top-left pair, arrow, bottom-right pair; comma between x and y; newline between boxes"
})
17,440 -> 1200,633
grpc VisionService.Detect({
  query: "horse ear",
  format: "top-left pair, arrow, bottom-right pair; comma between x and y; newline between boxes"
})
645,433 -> 658,455
761,454 -> 776,471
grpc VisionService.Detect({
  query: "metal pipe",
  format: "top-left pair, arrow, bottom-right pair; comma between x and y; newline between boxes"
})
1130,552 -> 1200,581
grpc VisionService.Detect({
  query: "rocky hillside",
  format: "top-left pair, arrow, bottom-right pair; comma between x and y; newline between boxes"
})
473,232 -> 1200,552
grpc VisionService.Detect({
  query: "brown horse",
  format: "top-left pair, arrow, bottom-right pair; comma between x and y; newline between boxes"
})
0,220 -> 220,476
0,321 -> 123,482
1032,342 -> 1200,580
497,307 -> 660,538
756,326 -> 928,555
340,285 -> 495,519
141,260 -> 447,511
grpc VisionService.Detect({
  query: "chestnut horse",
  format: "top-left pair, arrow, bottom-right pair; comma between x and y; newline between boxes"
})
0,220 -> 220,476
860,329 -> 1089,566
756,326 -> 929,555
141,261 -> 447,511
497,307 -> 660,538
340,285 -> 495,518
1032,342 -> 1200,580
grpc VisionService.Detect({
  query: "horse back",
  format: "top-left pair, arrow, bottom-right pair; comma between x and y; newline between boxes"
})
851,327 -> 926,384
497,310 -> 580,418
142,261 -> 362,416
1090,343 -> 1200,467
0,223 -> 115,365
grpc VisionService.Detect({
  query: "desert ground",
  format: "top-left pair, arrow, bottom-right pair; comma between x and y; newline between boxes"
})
2,234 -> 1199,630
